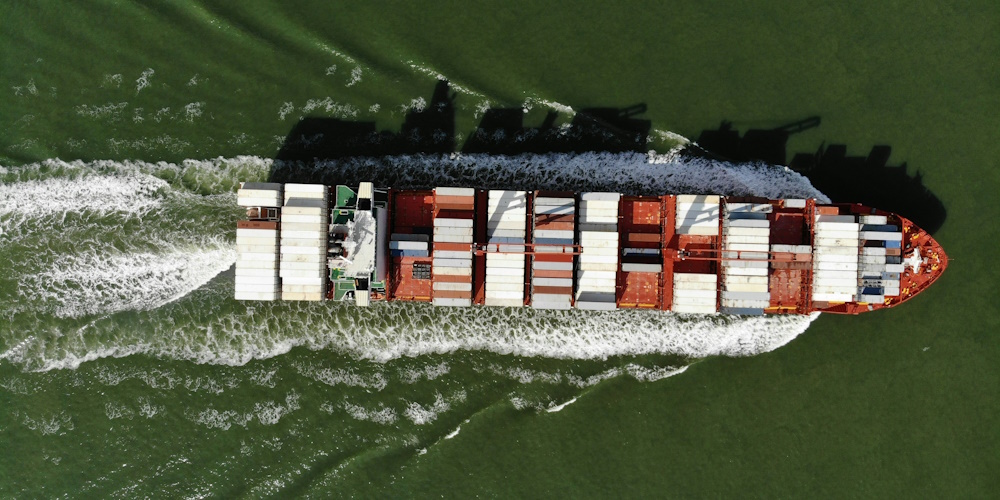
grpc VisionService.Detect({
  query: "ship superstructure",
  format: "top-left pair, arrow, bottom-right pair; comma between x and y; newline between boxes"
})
235,182 -> 947,315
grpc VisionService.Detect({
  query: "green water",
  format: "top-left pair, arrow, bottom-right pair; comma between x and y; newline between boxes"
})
2,1 -> 998,497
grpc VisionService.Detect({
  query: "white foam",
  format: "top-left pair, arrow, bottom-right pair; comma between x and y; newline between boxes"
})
346,66 -> 362,87
135,68 -> 154,94
443,425 -> 461,439
545,397 -> 577,413
342,400 -> 398,425
404,393 -> 451,425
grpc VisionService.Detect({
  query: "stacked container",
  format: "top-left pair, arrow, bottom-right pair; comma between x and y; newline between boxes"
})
672,273 -> 719,314
235,183 -> 282,301
531,195 -> 576,309
280,183 -> 329,301
675,195 -> 720,235
237,182 -> 283,208
811,214 -> 860,303
485,190 -> 527,307
575,192 -> 620,310
720,202 -> 772,314
432,187 -> 475,307
857,215 -> 904,303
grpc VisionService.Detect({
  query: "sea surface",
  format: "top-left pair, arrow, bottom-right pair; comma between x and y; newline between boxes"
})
2,2 -> 997,497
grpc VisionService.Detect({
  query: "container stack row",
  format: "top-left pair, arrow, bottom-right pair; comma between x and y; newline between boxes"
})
280,183 -> 328,301
720,202 -> 772,314
235,182 -> 283,301
675,195 -> 720,236
856,215 -> 904,303
672,273 -> 719,314
575,192 -> 620,310
811,214 -> 860,303
485,190 -> 527,307
432,187 -> 476,307
531,196 -> 576,310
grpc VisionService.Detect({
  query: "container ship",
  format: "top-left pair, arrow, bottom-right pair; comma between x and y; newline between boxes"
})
233,182 -> 946,315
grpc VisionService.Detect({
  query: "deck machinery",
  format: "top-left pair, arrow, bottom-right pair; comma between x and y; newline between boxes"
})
235,182 -> 947,315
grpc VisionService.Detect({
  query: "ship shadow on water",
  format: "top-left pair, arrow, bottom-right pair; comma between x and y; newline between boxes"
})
268,80 -> 651,187
268,80 -> 946,235
694,120 -> 947,235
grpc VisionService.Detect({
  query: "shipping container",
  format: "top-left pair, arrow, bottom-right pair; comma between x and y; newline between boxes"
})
433,282 -> 473,291
580,192 -> 622,202
433,298 -> 473,307
436,187 -> 476,197
435,266 -> 473,276
672,304 -> 718,314
784,199 -> 807,208
484,298 -> 525,307
434,218 -> 474,228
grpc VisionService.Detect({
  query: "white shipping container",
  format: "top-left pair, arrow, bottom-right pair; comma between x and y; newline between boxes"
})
724,260 -> 768,269
725,235 -> 770,245
280,230 -> 326,240
579,231 -> 618,241
236,236 -> 279,246
433,298 -> 473,307
533,277 -> 573,287
579,215 -> 618,224
815,254 -> 858,263
436,258 -> 473,268
534,230 -> 574,239
580,192 -> 621,202
484,298 -> 524,307
433,250 -> 471,259
237,244 -> 280,254
674,281 -> 716,291
282,206 -> 327,216
814,237 -> 859,247
235,267 -> 279,277
725,275 -> 768,285
812,292 -> 855,302
436,235 -> 475,244
535,197 -> 574,205
727,227 -> 771,237
815,261 -> 858,271
236,227 -> 279,236
488,190 -> 527,198
726,243 -> 770,252
279,246 -> 324,256
234,291 -> 279,301
784,198 -> 807,208
725,283 -> 769,293
485,267 -> 524,277
673,288 -> 716,299
234,284 -> 280,293
280,214 -> 326,224
487,274 -> 523,284
280,238 -> 325,247
281,253 -> 324,263
281,291 -> 325,301
237,197 -> 282,208
534,261 -> 574,271
814,246 -> 859,256
885,263 -> 905,273
235,275 -> 279,286
860,231 -> 903,241
433,226 -> 474,237
284,183 -> 327,194
726,203 -> 772,213
235,260 -> 278,270
815,221 -> 860,231
278,262 -> 326,272
726,219 -> 769,228
436,187 -> 475,197
672,296 -> 717,306
578,262 -> 617,272
859,215 -> 888,224
485,282 -> 523,292
674,273 -> 717,283
579,254 -> 618,264
434,218 -> 474,228
435,266 -> 473,276
487,262 -> 525,271
675,194 -> 720,204
280,222 -> 326,232
579,200 -> 619,210
236,252 -> 279,262
672,304 -> 718,314
622,263 -> 662,273
485,290 -> 524,300
281,276 -> 325,286
433,282 -> 472,291
724,267 -> 769,276
677,226 -> 719,236
489,229 -> 527,239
